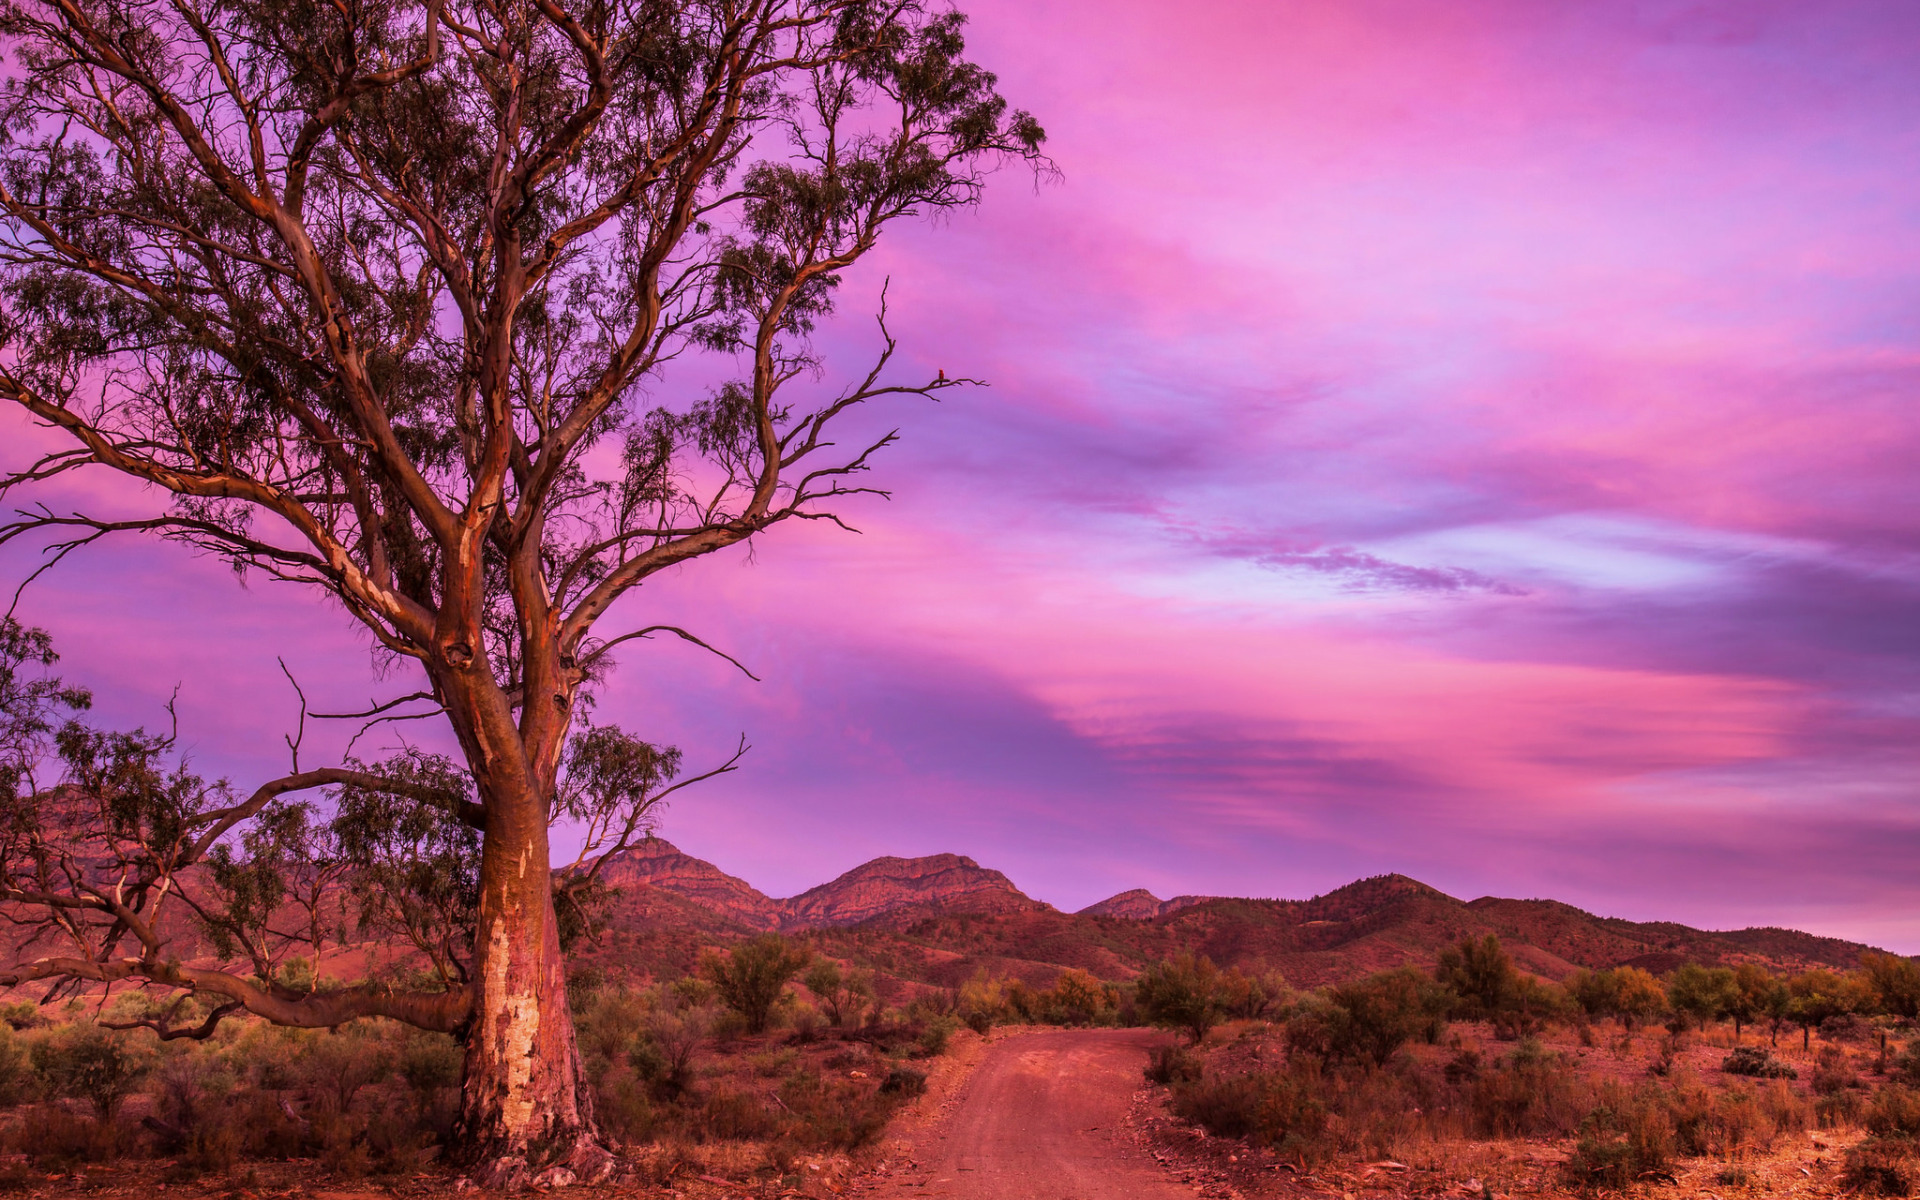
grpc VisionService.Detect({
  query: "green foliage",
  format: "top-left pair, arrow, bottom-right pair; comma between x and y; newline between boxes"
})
803,960 -> 875,1029
1137,954 -> 1223,1044
1290,967 -> 1451,1067
398,1032 -> 463,1101
1436,935 -> 1520,1018
1668,964 -> 1742,1030
1863,953 -> 1920,1021
702,935 -> 813,1034
28,1024 -> 151,1119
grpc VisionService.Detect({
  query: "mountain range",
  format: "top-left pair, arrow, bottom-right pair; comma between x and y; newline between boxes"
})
577,838 -> 1896,990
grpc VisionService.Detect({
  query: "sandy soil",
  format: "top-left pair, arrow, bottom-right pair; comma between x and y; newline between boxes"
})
852,1027 -> 1199,1200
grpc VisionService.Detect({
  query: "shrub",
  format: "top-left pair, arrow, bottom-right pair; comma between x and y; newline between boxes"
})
702,935 -> 812,1034
635,1008 -> 704,1098
593,1072 -> 657,1145
698,1085 -> 781,1141
1292,968 -> 1450,1067
1136,954 -> 1223,1044
1898,1041 -> 1920,1088
1217,968 -> 1288,1020
802,960 -> 874,1029
880,1067 -> 927,1097
1467,1040 -> 1589,1138
0,1004 -> 43,1032
1564,1089 -> 1676,1190
4,1103 -> 120,1170
776,1068 -> 897,1149
915,1016 -> 956,1058
1817,1089 -> 1865,1128
1844,1137 -> 1914,1197
1724,1046 -> 1797,1078
399,1032 -> 463,1104
1169,1068 -> 1331,1161
1436,934 -> 1521,1018
1815,1045 -> 1862,1095
1046,969 -> 1112,1026
298,1025 -> 395,1111
1145,1044 -> 1203,1086
0,1027 -> 33,1107
1669,1081 -> 1772,1157
1868,1086 -> 1920,1138
28,1023 -> 151,1119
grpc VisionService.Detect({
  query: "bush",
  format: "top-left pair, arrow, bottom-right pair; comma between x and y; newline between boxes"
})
702,935 -> 812,1034
802,961 -> 874,1030
1724,1046 -> 1797,1078
1564,1089 -> 1676,1190
1290,968 -> 1450,1067
0,1027 -> 33,1107
880,1067 -> 927,1097
29,1023 -> 151,1119
1136,954 -> 1223,1044
399,1032 -> 463,1103
1436,934 -> 1521,1019
1814,1045 -> 1862,1096
1467,1040 -> 1589,1138
1844,1137 -> 1915,1197
776,1068 -> 897,1149
915,1016 -> 956,1058
298,1025 -> 395,1111
698,1085 -> 782,1141
1169,1068 -> 1331,1161
1145,1043 -> 1203,1086
1868,1086 -> 1920,1138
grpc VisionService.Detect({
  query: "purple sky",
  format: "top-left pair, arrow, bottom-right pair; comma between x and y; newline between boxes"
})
5,0 -> 1919,950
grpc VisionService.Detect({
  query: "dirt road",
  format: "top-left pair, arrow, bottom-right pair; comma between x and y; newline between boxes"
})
859,1028 -> 1197,1200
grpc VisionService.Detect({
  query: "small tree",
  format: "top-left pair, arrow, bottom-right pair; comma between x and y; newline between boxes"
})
1565,967 -> 1621,1022
1727,963 -> 1774,1042
702,935 -> 812,1034
1287,967 -> 1450,1067
1787,969 -> 1850,1051
1862,953 -> 1920,1021
1436,934 -> 1519,1018
1612,966 -> 1669,1033
1136,953 -> 1222,1044
1667,964 -> 1740,1032
29,1024 -> 151,1119
802,959 -> 873,1029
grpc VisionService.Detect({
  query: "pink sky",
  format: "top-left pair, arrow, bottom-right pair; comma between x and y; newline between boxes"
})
5,0 -> 1919,949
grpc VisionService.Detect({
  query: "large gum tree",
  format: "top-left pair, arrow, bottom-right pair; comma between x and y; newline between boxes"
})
0,0 -> 1041,1183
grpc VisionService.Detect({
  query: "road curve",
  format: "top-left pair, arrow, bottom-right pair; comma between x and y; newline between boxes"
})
859,1027 -> 1196,1200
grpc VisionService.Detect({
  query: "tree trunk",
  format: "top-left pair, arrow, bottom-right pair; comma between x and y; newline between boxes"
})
452,784 -> 611,1189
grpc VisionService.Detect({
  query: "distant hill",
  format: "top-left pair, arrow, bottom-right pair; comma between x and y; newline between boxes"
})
589,840 -> 1048,932
8,832 -> 1896,1006
579,845 -> 1901,992
1078,889 -> 1205,920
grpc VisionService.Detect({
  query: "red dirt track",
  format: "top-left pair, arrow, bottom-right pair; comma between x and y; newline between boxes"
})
859,1028 -> 1196,1200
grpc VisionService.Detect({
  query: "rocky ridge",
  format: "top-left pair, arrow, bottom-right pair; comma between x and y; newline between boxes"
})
1078,888 -> 1208,920
591,840 -> 1049,931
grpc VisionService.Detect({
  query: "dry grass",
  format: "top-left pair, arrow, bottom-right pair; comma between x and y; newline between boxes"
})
1141,1016 -> 1915,1200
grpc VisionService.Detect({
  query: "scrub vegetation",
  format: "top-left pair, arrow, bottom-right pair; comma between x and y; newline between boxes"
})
1137,936 -> 1920,1197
